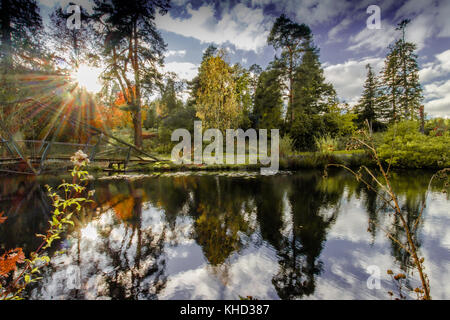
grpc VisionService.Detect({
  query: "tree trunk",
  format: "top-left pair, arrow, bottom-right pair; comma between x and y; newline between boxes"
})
289,48 -> 294,123
419,105 -> 425,134
133,110 -> 143,148
132,21 -> 143,149
1,0 -> 12,74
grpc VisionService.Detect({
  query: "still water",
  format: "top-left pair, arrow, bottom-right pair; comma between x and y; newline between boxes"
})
0,170 -> 448,300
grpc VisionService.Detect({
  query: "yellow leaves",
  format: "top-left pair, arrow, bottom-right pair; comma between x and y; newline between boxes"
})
110,195 -> 135,221
196,55 -> 240,132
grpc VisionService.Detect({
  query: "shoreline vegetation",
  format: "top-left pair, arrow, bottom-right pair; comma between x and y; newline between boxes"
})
82,149 -> 446,175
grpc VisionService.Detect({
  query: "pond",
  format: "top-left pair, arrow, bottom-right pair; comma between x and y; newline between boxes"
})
0,169 -> 448,300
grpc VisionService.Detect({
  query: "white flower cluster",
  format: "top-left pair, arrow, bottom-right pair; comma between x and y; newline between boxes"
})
70,150 -> 90,167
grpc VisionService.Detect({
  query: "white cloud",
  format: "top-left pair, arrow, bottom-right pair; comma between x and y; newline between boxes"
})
293,0 -> 352,26
348,24 -> 397,52
348,0 -> 450,53
165,50 -> 186,58
328,18 -> 352,42
419,50 -> 450,83
38,0 -> 93,12
416,49 -> 450,117
423,80 -> 450,117
324,57 -> 384,105
164,61 -> 198,81
394,0 -> 450,39
155,3 -> 271,52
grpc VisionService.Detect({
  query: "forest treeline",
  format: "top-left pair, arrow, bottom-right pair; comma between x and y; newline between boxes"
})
0,1 -> 449,168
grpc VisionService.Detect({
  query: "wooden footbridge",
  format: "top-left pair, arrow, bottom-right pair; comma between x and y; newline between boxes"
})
0,98 -> 159,175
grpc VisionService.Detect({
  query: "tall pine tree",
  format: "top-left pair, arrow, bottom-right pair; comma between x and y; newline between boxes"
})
267,14 -> 311,125
380,19 -> 423,123
91,0 -> 170,148
0,0 -> 43,72
252,63 -> 283,130
292,39 -> 336,116
355,64 -> 381,130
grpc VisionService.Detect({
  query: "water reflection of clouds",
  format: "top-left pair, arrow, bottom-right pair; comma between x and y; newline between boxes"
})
160,244 -> 279,300
424,195 -> 450,249
29,182 -> 449,300
316,192 -> 450,299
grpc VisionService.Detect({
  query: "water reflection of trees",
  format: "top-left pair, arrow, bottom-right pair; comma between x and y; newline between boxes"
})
270,172 -> 341,299
187,177 -> 255,266
350,171 -> 433,273
30,179 -> 168,299
0,176 -> 55,253
1,169 -> 439,299
98,185 -> 167,299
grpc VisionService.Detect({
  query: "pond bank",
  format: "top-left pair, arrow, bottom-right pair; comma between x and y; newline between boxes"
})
87,150 -> 448,173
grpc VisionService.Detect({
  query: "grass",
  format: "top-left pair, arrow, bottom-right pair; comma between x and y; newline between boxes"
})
95,149 -> 374,173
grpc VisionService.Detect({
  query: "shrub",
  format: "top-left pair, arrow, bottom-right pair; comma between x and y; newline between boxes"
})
378,121 -> 450,168
279,134 -> 295,157
0,150 -> 94,300
315,134 -> 338,155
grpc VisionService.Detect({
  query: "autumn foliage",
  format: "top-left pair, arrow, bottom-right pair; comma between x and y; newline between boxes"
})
0,213 -> 26,279
0,248 -> 25,278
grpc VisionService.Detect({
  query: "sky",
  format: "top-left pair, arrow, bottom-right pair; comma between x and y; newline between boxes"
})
37,0 -> 450,118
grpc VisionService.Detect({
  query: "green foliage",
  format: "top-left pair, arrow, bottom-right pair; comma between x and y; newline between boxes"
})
378,121 -> 450,168
323,104 -> 357,137
379,22 -> 423,123
289,106 -> 356,151
424,118 -> 449,136
157,73 -> 185,118
292,40 -> 337,115
156,105 -> 196,153
290,112 -> 322,151
354,64 -> 385,129
279,135 -> 295,157
0,0 -> 43,71
195,52 -> 240,132
252,65 -> 283,130
0,150 -> 94,300
267,14 -> 311,125
144,105 -> 157,129
315,135 -> 338,155
232,64 -> 253,129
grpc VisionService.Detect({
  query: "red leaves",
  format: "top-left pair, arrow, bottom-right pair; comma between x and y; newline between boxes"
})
0,213 -> 25,278
0,212 -> 6,224
0,248 -> 25,277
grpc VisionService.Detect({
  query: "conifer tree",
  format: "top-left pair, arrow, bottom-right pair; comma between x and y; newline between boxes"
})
292,39 -> 336,116
355,64 -> 380,129
232,63 -> 252,129
49,3 -> 92,68
91,0 -> 170,148
252,64 -> 283,130
0,0 -> 43,72
380,19 -> 423,123
267,14 -> 311,125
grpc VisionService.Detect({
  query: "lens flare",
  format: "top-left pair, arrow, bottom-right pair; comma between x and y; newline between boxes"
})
73,64 -> 102,93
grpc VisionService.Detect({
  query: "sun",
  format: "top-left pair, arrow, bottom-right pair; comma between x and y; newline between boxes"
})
73,64 -> 102,93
